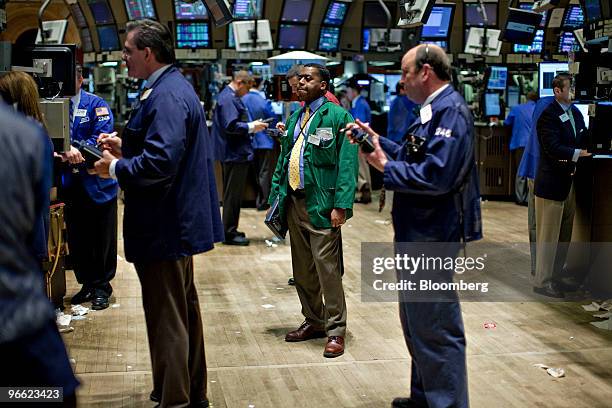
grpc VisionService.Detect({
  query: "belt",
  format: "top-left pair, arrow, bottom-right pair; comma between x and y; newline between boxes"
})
289,188 -> 306,198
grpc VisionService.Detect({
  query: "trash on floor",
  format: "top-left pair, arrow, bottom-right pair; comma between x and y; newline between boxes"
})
593,311 -> 612,319
590,318 -> 612,331
582,301 -> 605,312
71,304 -> 89,316
111,304 -> 121,308
483,322 -> 497,329
56,312 -> 72,327
265,239 -> 278,248
261,304 -> 275,309
533,363 -> 565,378
59,326 -> 74,333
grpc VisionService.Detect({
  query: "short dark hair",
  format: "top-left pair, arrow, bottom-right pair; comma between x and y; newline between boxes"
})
286,64 -> 303,80
526,91 -> 538,102
126,19 -> 175,64
552,73 -> 571,93
414,44 -> 451,81
302,63 -> 331,89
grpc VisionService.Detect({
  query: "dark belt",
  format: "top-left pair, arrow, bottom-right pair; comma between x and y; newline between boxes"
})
289,188 -> 306,198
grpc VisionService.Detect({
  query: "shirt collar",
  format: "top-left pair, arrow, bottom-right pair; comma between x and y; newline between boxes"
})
422,84 -> 450,108
71,88 -> 82,106
351,95 -> 361,109
306,95 -> 326,112
557,100 -> 572,112
145,65 -> 171,88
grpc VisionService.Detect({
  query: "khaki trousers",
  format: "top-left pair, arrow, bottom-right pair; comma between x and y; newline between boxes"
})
534,184 -> 575,287
357,154 -> 371,192
287,194 -> 347,336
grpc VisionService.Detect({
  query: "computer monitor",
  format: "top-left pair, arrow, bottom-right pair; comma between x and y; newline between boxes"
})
174,0 -> 208,20
36,20 -> 68,44
227,23 -> 234,48
538,61 -> 569,97
513,29 -> 544,54
124,0 -> 156,20
563,5 -> 584,29
501,7 -> 544,44
281,0 -> 313,23
80,28 -> 93,52
464,3 -> 497,27
69,3 -> 88,29
464,27 -> 502,57
270,101 -> 283,116
487,66 -> 508,91
385,74 -> 402,94
519,2 -> 547,27
584,0 -> 602,24
362,28 -> 405,52
484,93 -> 501,117
363,1 -> 396,27
575,103 -> 590,129
324,1 -> 350,26
318,26 -> 340,51
397,0 -> 436,28
421,5 -> 454,39
97,25 -> 119,51
278,24 -> 307,49
88,0 -> 114,25
419,39 -> 448,51
233,20 -> 273,51
507,86 -> 520,108
175,22 -> 210,48
201,0 -> 233,27
233,0 -> 263,19
557,31 -> 579,54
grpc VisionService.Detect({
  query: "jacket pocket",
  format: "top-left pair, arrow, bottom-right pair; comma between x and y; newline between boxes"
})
310,139 -> 336,167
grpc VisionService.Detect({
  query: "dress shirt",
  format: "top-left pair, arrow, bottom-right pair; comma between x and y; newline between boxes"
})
228,83 -> 257,133
292,95 -> 326,190
556,100 -> 581,162
422,84 -> 450,108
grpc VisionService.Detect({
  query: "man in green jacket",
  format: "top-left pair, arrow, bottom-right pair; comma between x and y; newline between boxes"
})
269,63 -> 358,358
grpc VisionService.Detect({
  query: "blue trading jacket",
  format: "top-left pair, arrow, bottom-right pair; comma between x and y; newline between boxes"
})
114,66 -> 224,263
387,95 -> 418,143
379,86 -> 482,243
505,100 -> 536,151
242,90 -> 277,150
63,89 -> 118,203
517,96 -> 555,179
211,85 -> 253,162
350,96 -> 372,123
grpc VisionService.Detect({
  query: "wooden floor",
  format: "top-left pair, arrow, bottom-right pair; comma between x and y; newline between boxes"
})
62,196 -> 612,408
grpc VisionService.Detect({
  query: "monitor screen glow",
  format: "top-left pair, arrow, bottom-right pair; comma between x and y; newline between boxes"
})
174,0 -> 208,20
176,22 -> 210,48
484,93 -> 501,117
88,0 -> 114,25
233,0 -> 263,19
575,104 -> 590,128
558,31 -> 579,53
318,26 -> 340,51
519,2 -> 547,27
487,66 -> 508,91
124,0 -> 156,20
278,24 -> 307,49
513,29 -> 544,53
281,0 -> 313,23
422,6 -> 453,39
97,25 -> 119,51
563,5 -> 584,29
465,3 -> 497,27
539,62 -> 570,97
324,1 -> 349,26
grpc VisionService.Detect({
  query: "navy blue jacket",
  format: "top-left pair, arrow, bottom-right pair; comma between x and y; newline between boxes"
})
242,90 -> 277,150
63,89 -> 118,203
350,96 -> 372,123
505,100 -> 536,151
518,96 -> 554,179
380,86 -> 482,243
387,95 -> 418,143
0,103 -> 54,343
115,66 -> 224,263
535,101 -> 587,201
212,85 -> 253,162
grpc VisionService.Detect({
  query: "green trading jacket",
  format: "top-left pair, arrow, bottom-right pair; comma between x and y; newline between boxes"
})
269,101 -> 358,229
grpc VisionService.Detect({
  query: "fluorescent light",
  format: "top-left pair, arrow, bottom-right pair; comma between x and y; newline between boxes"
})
250,62 -> 264,66
101,61 -> 118,67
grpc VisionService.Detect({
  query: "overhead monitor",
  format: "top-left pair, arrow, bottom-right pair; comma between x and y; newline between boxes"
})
421,5 -> 454,39
487,66 -> 508,91
174,0 -> 208,19
484,93 -> 501,117
36,20 -> 68,44
538,61 -> 569,97
281,0 -> 313,23
397,0 -> 436,29
362,28 -> 405,52
69,3 -> 88,29
233,0 -> 263,19
464,3 -> 497,27
201,0 -> 233,27
80,28 -> 94,52
513,29 -> 544,53
519,2 -> 547,27
278,23 -> 307,49
500,7 -> 543,44
464,27 -> 502,57
364,1 -> 397,27
176,22 -> 210,48
88,0 -> 114,24
557,31 -> 579,53
125,0 -> 156,20
97,25 -> 119,51
507,86 -> 520,108
419,39 -> 448,51
233,19 -> 273,51
324,1 -> 350,26
563,5 -> 584,29
584,0 -> 602,24
318,26 -> 340,51
227,22 -> 234,48
575,103 -> 590,129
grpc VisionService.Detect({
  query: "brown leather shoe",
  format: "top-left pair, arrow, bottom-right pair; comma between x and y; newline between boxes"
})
285,321 -> 326,342
323,336 -> 344,358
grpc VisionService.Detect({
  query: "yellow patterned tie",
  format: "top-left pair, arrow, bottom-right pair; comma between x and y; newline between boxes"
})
289,107 -> 310,190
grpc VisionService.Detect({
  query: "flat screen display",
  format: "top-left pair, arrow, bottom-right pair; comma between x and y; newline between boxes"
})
324,1 -> 349,26
174,0 -> 208,20
558,31 -> 579,53
584,0 -> 602,23
227,23 -> 234,48
176,22 -> 210,48
484,93 -> 501,117
513,29 -> 544,53
363,1 -> 396,27
539,62 -> 569,97
487,66 -> 508,90
422,6 -> 453,38
519,2 -> 547,27
507,86 -> 520,108
278,24 -> 307,49
563,5 -> 584,29
419,39 -> 448,51
70,3 -> 88,28
80,28 -> 93,52
465,3 -> 497,27
233,0 -> 263,19
281,0 -> 313,23
575,103 -> 590,128
125,0 -> 156,20
318,26 -> 340,51
88,0 -> 114,25
97,25 -> 119,51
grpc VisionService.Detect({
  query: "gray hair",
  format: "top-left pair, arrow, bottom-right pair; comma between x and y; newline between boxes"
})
126,19 -> 175,64
286,64 -> 303,80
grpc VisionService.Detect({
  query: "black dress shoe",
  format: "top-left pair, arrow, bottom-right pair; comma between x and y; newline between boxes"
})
288,277 -> 295,286
190,399 -> 209,408
533,282 -> 564,298
224,235 -> 250,246
558,277 -> 583,292
392,397 -> 426,408
70,286 -> 94,304
150,391 -> 160,403
91,288 -> 111,310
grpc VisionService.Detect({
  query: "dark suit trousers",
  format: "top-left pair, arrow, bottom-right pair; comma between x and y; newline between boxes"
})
222,162 -> 250,238
64,179 -> 117,290
287,194 -> 347,336
135,256 -> 207,408
254,149 -> 275,209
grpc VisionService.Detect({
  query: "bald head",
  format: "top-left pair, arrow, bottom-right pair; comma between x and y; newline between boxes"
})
400,44 -> 452,105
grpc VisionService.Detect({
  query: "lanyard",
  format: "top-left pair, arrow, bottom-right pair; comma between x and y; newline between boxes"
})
292,101 -> 328,145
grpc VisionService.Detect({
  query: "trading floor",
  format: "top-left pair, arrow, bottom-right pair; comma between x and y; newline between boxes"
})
62,199 -> 612,408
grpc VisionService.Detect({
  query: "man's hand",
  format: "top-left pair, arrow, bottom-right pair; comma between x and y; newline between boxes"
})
579,149 -> 592,157
60,146 -> 85,165
91,150 -> 117,179
331,208 -> 346,228
97,132 -> 122,158
344,119 -> 388,172
252,120 -> 270,133
276,122 -> 286,133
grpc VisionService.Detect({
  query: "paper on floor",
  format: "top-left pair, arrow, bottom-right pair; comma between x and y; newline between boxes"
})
590,318 -> 612,330
533,364 -> 565,378
56,312 -> 72,326
71,304 -> 89,316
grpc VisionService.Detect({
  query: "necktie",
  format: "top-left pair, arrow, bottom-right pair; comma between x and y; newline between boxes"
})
68,99 -> 74,137
288,107 -> 311,191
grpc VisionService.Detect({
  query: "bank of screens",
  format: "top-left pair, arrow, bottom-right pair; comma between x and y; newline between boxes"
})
484,93 -> 501,117
174,0 -> 208,20
233,0 -> 263,19
519,2 -> 547,27
88,0 -> 114,25
487,66 -> 507,91
584,0 -> 602,24
81,28 -> 93,52
97,25 -> 119,51
278,24 -> 307,49
70,3 -> 88,28
563,5 -> 584,29
558,31 -> 579,53
125,0 -> 156,20
281,0 -> 313,23
422,5 -> 453,39
464,3 -> 497,27
324,1 -> 349,26
513,29 -> 544,53
318,26 -> 340,51
176,22 -> 210,48
539,62 -> 569,97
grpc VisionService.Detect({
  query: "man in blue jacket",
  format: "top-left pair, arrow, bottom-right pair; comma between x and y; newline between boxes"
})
346,44 -> 481,408
387,82 -> 418,143
212,71 -> 269,245
60,65 -> 118,310
93,19 -> 224,408
347,83 -> 373,203
242,77 -> 277,211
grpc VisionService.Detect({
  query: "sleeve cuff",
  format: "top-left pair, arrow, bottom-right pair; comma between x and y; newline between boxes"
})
109,159 -> 119,179
572,149 -> 580,162
248,121 -> 255,133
